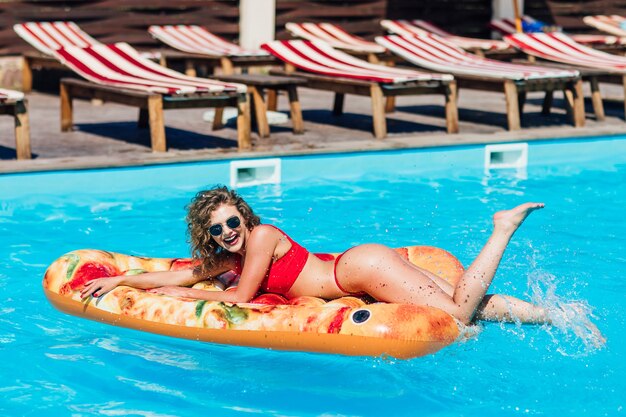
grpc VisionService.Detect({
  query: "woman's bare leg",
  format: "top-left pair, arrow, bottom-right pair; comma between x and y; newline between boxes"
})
475,294 -> 548,324
446,202 -> 544,323
413,265 -> 549,324
336,202 -> 544,324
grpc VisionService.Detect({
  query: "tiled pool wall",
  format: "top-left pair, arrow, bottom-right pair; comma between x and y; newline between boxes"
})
2,135 -> 626,198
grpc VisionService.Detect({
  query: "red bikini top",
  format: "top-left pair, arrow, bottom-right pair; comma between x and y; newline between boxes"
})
233,225 -> 310,295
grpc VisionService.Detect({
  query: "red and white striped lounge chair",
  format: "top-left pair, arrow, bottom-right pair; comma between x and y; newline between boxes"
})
583,15 -> 626,37
504,32 -> 626,70
14,21 -> 99,55
380,19 -> 509,53
261,39 -> 459,137
490,16 -> 626,46
0,88 -> 31,159
376,34 -> 584,130
48,42 -> 251,152
505,32 -> 626,118
14,21 -> 103,92
285,22 -> 385,57
148,25 -> 275,75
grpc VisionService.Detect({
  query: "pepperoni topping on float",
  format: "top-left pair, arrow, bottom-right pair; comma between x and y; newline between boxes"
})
59,262 -> 121,295
170,258 -> 200,271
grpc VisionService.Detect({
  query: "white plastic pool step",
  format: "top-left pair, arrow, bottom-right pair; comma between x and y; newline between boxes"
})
484,143 -> 528,173
230,158 -> 281,188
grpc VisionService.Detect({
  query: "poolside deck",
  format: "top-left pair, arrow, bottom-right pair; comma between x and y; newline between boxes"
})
2,84 -> 626,174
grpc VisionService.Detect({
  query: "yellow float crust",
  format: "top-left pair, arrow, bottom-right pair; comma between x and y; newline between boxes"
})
43,246 -> 465,359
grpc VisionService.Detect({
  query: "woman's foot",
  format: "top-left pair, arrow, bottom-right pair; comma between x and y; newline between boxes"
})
493,202 -> 545,234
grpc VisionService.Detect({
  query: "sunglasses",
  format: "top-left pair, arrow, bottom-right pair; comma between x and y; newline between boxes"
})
209,215 -> 241,236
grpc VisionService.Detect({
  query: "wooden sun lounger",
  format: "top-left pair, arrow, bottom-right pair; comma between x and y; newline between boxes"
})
51,42 -> 251,151
583,15 -> 626,37
285,22 -> 390,63
381,19 -> 510,56
506,32 -> 626,119
490,15 -> 626,47
60,78 -> 250,152
269,68 -> 458,137
377,34 -> 586,130
14,21 -> 102,92
262,40 -> 458,138
149,25 -> 278,76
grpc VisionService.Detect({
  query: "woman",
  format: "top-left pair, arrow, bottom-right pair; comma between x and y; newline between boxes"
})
81,186 -> 548,326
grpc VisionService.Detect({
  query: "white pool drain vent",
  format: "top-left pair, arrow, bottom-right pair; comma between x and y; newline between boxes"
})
230,158 -> 281,188
484,143 -> 528,173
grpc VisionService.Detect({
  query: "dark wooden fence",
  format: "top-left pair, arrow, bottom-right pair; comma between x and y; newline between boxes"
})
528,0 -> 626,32
1,0 -> 626,56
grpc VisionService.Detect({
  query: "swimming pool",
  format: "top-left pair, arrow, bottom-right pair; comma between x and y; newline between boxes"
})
1,136 -> 625,416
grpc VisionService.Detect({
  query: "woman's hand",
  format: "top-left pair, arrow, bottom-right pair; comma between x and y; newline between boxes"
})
147,286 -> 198,298
80,276 -> 123,299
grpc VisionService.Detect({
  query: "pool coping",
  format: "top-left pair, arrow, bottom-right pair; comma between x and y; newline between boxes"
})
3,123 -> 626,175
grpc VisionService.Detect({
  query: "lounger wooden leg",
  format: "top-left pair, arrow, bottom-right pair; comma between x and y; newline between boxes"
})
236,95 -> 252,150
13,100 -> 31,160
250,86 -> 270,138
370,85 -> 387,139
384,97 -> 396,113
504,81 -> 521,131
542,91 -> 553,115
589,76 -> 605,121
445,80 -> 459,134
22,57 -> 33,93
563,89 -> 574,119
60,82 -> 73,132
267,90 -> 278,111
367,53 -> 380,64
147,95 -> 166,152
213,108 -> 225,130
518,92 -> 527,114
572,79 -> 585,127
287,85 -> 304,134
383,60 -> 396,113
622,75 -> 626,120
184,59 -> 196,77
333,93 -> 345,116
221,57 -> 234,75
138,108 -> 149,129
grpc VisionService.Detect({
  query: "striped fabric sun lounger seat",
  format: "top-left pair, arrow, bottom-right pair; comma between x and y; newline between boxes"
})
583,15 -> 626,37
504,32 -> 626,71
261,39 -> 459,137
376,34 -> 584,130
14,21 -> 102,92
285,22 -> 385,57
0,88 -> 31,159
380,19 -> 509,53
505,32 -> 626,118
490,16 -> 626,46
148,25 -> 276,76
49,42 -> 251,151
14,21 -> 99,54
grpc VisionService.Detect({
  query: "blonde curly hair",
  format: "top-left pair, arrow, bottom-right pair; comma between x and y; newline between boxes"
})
186,186 -> 261,279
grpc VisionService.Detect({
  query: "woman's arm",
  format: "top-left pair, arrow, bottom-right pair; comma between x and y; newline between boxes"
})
150,226 -> 279,303
80,259 -> 235,299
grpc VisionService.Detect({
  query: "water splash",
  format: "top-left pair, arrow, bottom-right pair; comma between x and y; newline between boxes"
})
526,269 -> 606,357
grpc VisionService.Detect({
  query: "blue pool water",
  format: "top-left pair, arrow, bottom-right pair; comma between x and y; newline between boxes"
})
1,137 -> 625,416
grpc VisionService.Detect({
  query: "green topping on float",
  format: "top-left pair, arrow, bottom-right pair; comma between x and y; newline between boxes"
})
219,303 -> 248,326
124,269 -> 146,276
195,300 -> 207,319
63,253 -> 80,281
